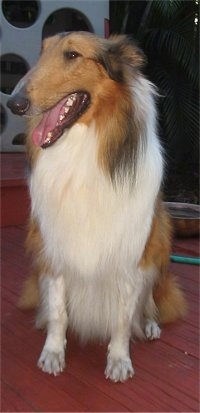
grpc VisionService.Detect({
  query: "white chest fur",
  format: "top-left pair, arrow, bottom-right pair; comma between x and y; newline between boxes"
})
30,122 -> 163,278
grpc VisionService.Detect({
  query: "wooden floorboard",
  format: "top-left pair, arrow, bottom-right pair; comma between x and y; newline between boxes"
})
1,153 -> 27,183
1,226 -> 199,412
1,153 -> 30,226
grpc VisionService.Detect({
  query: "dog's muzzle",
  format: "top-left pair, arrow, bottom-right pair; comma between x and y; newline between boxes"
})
6,70 -> 91,148
6,69 -> 39,117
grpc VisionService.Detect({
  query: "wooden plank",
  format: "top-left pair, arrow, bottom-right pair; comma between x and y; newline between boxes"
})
1,381 -> 36,412
2,352 -> 85,412
1,153 -> 28,183
172,237 -> 199,257
1,185 -> 30,226
1,154 -> 30,226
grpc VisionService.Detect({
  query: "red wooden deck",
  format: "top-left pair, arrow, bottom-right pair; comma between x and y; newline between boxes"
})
1,224 -> 199,412
1,153 -> 30,227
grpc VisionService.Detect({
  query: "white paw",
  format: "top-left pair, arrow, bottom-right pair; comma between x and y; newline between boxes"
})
145,319 -> 161,340
38,348 -> 66,376
105,356 -> 134,382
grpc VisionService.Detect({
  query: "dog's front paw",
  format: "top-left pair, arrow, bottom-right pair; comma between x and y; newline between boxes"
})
105,356 -> 134,382
145,319 -> 161,340
38,348 -> 66,376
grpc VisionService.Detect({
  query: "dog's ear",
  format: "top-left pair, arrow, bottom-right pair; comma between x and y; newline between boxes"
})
99,35 -> 146,82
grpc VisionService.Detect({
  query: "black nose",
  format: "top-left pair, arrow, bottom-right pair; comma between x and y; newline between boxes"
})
7,94 -> 30,115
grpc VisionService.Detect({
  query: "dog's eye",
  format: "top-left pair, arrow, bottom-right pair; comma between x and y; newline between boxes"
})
64,51 -> 81,60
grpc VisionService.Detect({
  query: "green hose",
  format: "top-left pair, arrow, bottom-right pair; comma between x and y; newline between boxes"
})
170,254 -> 200,265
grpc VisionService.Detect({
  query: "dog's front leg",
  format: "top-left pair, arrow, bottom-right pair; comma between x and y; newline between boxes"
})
37,274 -> 67,376
105,308 -> 134,382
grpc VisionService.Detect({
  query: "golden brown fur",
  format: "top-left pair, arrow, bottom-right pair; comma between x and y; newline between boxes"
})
140,200 -> 187,323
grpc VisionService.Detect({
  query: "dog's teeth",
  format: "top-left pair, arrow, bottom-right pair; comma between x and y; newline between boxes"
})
66,97 -> 74,106
59,114 -> 65,121
65,94 -> 77,108
64,107 -> 69,114
44,132 -> 53,143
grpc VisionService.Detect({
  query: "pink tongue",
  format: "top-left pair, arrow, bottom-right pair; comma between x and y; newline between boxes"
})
32,99 -> 65,146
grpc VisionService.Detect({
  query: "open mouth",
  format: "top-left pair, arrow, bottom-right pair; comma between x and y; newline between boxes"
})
32,92 -> 90,148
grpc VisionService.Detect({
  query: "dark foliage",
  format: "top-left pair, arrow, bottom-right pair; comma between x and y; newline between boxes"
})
110,0 -> 199,203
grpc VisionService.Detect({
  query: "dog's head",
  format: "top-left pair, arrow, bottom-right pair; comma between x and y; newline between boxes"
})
7,32 -> 145,150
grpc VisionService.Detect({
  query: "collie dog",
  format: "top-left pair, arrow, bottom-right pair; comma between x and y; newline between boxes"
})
7,32 -> 186,382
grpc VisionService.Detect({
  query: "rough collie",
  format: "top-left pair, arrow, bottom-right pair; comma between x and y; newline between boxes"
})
7,32 -> 186,382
